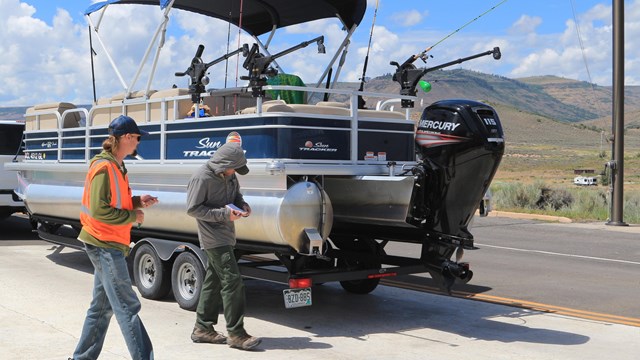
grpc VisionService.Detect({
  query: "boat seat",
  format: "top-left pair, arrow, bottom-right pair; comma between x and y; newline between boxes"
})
358,109 -> 406,120
110,90 -> 157,122
91,97 -> 113,126
149,88 -> 194,121
25,102 -> 81,130
288,103 -> 350,116
316,101 -> 349,109
239,100 -> 294,114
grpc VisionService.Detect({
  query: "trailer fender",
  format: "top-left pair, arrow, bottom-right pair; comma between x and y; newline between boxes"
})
133,237 -> 207,267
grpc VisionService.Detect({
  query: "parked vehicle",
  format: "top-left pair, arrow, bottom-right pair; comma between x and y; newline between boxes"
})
0,120 -> 25,219
6,0 -> 504,310
574,176 -> 598,186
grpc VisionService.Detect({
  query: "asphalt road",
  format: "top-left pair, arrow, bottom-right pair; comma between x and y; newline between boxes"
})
469,215 -> 640,318
1,214 -> 639,359
384,215 -> 640,320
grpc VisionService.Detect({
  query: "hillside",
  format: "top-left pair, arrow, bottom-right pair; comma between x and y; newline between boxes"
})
359,70 -> 640,123
4,70 -> 640,127
0,107 -> 30,121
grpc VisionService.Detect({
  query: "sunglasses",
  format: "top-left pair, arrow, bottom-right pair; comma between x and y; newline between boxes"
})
129,134 -> 141,142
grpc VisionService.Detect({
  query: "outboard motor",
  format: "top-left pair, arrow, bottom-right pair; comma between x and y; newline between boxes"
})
411,99 -> 504,240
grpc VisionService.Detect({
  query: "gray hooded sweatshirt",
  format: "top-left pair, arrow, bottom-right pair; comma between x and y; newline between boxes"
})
186,142 -> 248,249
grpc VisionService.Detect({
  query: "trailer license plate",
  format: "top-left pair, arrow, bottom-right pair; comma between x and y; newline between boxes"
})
283,288 -> 312,309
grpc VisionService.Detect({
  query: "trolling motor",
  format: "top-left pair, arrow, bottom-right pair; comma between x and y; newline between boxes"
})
391,47 -> 501,108
175,44 -> 250,103
241,36 -> 325,98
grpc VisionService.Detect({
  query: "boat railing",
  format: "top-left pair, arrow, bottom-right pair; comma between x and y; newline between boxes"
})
22,85 -> 418,166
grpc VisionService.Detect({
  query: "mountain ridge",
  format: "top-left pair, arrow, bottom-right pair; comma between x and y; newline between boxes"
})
2,70 -> 638,126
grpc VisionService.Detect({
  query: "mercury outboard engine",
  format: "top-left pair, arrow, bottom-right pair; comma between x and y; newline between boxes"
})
410,99 -> 504,241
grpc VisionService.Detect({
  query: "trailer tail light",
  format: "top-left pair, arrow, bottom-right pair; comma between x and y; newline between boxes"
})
289,278 -> 312,289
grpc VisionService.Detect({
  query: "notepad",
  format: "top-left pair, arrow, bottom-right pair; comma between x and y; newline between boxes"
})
226,203 -> 248,215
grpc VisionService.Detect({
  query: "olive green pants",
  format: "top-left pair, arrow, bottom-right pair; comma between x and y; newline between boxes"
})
195,246 -> 247,337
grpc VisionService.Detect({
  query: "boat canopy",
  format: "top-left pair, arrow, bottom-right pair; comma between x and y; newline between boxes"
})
85,0 -> 367,36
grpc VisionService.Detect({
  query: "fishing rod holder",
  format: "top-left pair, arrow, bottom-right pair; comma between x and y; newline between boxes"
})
391,47 -> 501,108
242,36 -> 325,98
175,44 -> 250,103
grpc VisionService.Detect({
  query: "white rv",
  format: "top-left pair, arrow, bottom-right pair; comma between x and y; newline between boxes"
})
574,176 -> 597,186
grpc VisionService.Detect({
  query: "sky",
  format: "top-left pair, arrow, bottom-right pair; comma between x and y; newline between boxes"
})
0,0 -> 637,107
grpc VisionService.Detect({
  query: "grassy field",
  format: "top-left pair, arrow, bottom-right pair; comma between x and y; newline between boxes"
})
488,103 -> 640,223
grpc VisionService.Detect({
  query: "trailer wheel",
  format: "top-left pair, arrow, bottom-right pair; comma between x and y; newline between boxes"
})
172,251 -> 204,311
133,244 -> 171,300
335,237 -> 383,294
338,258 -> 381,294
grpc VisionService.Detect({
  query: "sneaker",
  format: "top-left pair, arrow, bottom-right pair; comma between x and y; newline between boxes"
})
227,333 -> 261,350
191,326 -> 227,344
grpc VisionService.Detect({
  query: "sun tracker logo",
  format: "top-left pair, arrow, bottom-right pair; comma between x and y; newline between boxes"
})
300,141 -> 337,152
183,137 -> 223,157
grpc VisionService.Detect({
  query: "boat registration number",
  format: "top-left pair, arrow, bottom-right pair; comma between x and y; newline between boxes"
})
283,288 -> 312,309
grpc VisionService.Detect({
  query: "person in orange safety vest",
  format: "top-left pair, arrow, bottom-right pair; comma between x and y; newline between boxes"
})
71,115 -> 158,360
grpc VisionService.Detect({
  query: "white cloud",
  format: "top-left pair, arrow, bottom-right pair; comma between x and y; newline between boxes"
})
3,1 -> 640,107
391,10 -> 424,27
509,15 -> 542,35
505,2 -> 624,84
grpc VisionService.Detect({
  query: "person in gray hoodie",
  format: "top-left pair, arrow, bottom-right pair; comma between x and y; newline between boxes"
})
186,141 -> 261,351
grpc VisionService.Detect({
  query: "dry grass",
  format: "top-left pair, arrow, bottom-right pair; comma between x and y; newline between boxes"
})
488,102 -> 640,221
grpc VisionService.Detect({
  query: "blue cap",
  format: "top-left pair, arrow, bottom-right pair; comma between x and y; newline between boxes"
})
108,115 -> 148,136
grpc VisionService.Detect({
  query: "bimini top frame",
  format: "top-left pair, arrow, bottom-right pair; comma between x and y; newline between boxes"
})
84,0 -> 367,100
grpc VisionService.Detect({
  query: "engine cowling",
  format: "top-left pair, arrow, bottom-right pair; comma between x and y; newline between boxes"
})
413,99 -> 504,239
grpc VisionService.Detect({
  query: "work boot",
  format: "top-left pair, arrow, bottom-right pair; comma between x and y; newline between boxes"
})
191,326 -> 227,344
227,333 -> 261,350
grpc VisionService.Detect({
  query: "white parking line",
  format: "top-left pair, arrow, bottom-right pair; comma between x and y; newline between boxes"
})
476,243 -> 640,265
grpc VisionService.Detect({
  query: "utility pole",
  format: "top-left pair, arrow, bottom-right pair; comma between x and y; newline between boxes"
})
607,0 -> 627,226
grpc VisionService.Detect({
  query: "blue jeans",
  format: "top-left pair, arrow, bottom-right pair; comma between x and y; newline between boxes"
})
73,244 -> 153,360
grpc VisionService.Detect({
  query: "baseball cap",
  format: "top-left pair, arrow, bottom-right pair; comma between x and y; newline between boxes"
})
108,115 -> 149,136
235,164 -> 249,175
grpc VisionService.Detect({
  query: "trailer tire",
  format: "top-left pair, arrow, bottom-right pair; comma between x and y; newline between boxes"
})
133,244 -> 171,300
337,252 -> 382,294
335,237 -> 382,294
338,262 -> 380,294
172,251 -> 204,311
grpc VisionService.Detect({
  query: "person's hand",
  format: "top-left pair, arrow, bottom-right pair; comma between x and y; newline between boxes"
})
140,195 -> 159,208
229,209 -> 243,221
135,209 -> 145,224
242,204 -> 252,217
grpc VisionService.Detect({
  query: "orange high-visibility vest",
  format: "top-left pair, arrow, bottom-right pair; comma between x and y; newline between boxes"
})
80,159 -> 133,245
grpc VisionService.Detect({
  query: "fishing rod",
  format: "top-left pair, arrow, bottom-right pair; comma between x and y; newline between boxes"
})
391,47 -> 502,108
390,0 -> 508,108
357,0 -> 379,109
402,0 -> 509,67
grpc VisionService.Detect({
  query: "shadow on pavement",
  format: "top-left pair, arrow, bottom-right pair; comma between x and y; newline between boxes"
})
42,245 -> 590,349
0,214 -> 40,243
20,212 -> 590,350
241,279 -> 590,349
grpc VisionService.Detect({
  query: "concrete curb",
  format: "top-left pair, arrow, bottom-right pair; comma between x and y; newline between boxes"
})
488,211 -> 572,223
